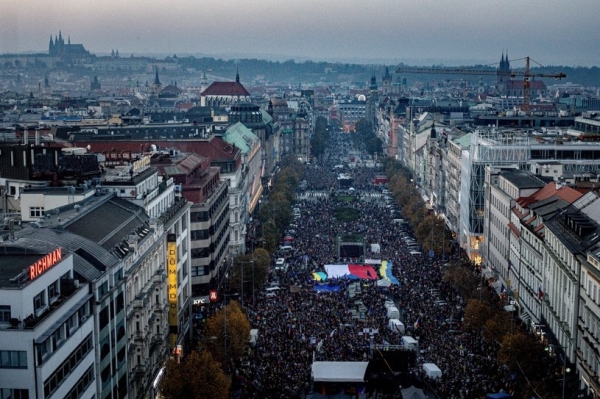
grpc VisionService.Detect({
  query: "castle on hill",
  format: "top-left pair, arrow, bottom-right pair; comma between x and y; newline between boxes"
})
48,31 -> 90,58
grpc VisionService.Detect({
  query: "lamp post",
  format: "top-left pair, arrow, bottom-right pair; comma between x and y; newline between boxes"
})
546,344 -> 570,399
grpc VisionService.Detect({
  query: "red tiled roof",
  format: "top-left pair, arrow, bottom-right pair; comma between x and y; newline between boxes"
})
534,223 -> 545,233
512,206 -> 527,219
508,222 -> 521,238
524,214 -> 537,224
516,182 -> 583,208
201,82 -> 250,97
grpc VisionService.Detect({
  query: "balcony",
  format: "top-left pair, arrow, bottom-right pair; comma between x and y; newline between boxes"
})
23,287 -> 81,329
159,196 -> 188,225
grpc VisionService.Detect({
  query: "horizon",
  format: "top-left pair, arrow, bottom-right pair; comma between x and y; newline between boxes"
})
2,0 -> 599,68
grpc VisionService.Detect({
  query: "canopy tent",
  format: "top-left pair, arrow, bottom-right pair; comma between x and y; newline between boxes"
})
325,264 -> 377,280
379,260 -> 399,285
370,243 -> 381,254
423,363 -> 442,379
312,361 -> 369,383
401,386 -> 427,399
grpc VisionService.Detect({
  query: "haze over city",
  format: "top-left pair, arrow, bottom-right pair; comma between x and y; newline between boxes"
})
2,0 -> 599,67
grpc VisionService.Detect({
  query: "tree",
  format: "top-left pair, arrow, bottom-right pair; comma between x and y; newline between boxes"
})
444,264 -> 481,301
463,299 -> 494,332
202,300 -> 250,365
159,350 -> 230,399
228,252 -> 269,298
482,311 -> 510,345
497,331 -> 550,381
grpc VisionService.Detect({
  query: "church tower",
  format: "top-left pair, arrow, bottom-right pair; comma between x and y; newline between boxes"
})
152,68 -> 162,95
382,67 -> 392,96
367,71 -> 379,128
497,50 -> 511,94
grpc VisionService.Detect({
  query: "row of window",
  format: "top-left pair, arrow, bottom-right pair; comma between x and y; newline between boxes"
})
43,334 -> 93,398
0,351 -> 27,369
30,206 -> 45,218
64,365 -> 94,399
0,389 -> 28,399
37,300 -> 91,364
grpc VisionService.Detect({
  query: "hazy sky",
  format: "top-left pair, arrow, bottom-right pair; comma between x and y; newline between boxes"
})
1,0 -> 599,67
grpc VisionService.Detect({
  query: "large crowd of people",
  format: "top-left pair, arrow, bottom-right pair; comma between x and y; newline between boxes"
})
232,133 -> 515,398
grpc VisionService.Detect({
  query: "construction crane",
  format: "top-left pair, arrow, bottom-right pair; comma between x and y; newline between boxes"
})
396,57 -> 566,112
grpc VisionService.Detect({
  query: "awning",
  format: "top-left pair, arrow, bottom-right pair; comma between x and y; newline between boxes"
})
482,269 -> 494,280
312,361 -> 369,382
519,312 -> 531,323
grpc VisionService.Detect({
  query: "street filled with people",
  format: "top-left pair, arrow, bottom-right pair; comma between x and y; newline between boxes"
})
234,132 -> 516,399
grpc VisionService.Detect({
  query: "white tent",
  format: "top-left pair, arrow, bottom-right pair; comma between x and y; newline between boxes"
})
370,243 -> 380,254
423,363 -> 442,379
401,386 -> 426,399
312,361 -> 369,383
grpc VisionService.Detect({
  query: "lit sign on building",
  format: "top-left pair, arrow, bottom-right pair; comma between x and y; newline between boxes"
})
29,248 -> 62,280
167,235 -> 178,330
132,155 -> 151,173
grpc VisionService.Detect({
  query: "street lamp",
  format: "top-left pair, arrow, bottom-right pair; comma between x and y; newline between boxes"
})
546,344 -> 570,399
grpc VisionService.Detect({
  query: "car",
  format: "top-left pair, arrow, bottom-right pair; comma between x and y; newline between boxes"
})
274,258 -> 288,271
279,245 -> 294,253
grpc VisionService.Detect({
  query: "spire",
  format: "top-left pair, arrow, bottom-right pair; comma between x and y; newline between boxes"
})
430,122 -> 437,139
68,36 -> 70,45
370,69 -> 377,91
236,68 -> 240,83
154,67 -> 161,85
59,30 -> 62,41
49,35 -> 53,46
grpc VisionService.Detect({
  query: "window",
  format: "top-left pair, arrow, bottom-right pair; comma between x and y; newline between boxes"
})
48,280 -> 59,301
0,388 -> 29,399
29,207 -> 44,218
34,291 -> 46,311
0,306 -> 10,323
191,266 -> 207,277
0,351 -> 27,368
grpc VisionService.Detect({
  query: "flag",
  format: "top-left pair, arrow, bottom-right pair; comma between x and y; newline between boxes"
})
501,284 -> 506,294
414,318 -> 420,330
538,286 -> 544,299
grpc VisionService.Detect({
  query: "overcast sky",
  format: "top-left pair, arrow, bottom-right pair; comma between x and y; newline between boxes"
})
1,0 -> 599,67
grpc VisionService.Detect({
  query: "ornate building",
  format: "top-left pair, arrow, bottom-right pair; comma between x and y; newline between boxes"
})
48,31 -> 90,59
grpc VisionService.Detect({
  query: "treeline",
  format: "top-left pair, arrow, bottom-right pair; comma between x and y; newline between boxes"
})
176,57 -> 600,86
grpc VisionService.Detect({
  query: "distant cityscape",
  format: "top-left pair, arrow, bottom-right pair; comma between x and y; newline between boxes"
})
1,30 -> 600,399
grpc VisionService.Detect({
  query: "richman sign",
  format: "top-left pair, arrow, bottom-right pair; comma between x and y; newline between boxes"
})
29,248 -> 62,280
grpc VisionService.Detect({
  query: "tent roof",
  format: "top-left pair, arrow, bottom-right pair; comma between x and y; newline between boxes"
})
401,386 -> 427,399
311,361 -> 369,382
